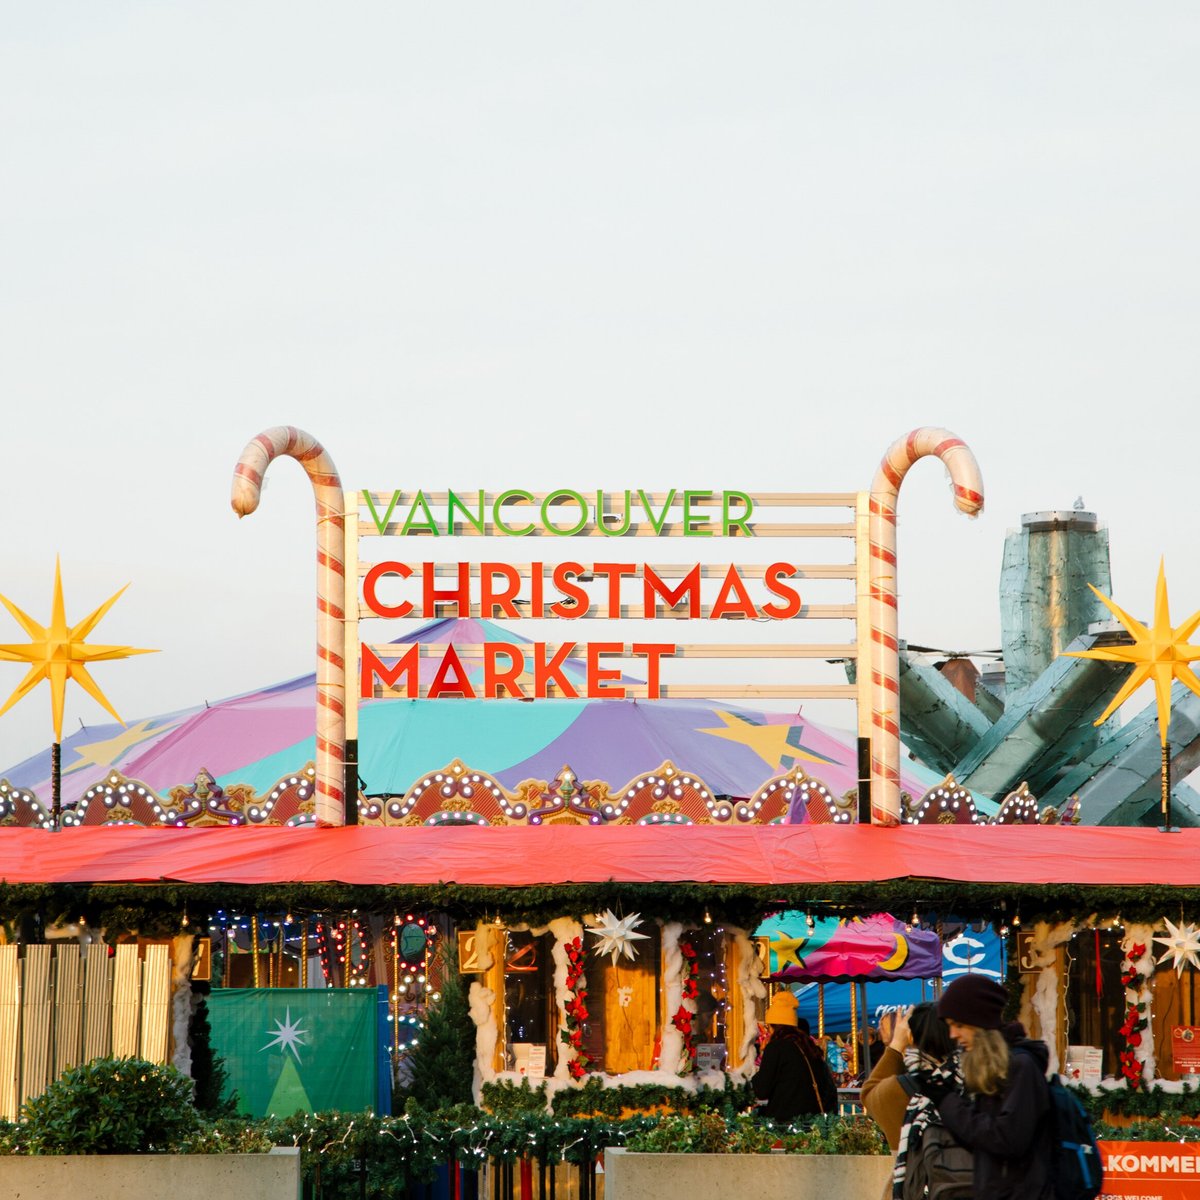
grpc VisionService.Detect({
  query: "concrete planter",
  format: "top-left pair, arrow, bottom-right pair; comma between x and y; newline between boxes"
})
0,1146 -> 301,1200
604,1147 -> 891,1200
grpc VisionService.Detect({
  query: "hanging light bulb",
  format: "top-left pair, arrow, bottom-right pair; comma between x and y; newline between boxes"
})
806,913 -> 815,934
703,910 -> 712,925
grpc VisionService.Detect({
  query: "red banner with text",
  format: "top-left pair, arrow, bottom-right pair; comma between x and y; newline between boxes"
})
1099,1141 -> 1200,1199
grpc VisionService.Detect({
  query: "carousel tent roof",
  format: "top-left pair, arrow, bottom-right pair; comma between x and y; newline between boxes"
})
0,823 -> 1197,887
1,617 -> 937,810
756,911 -> 944,982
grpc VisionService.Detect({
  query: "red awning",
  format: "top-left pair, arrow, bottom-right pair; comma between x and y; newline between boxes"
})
0,823 -> 1194,887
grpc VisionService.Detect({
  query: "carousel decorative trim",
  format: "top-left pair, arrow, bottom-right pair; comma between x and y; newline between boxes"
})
0,761 -> 1085,830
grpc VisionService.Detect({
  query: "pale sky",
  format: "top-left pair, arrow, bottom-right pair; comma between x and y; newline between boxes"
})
1,4 -> 1197,766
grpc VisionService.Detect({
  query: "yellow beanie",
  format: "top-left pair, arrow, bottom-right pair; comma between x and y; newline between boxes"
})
764,990 -> 799,1027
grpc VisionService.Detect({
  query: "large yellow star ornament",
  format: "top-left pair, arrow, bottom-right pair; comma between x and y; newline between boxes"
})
0,560 -> 156,742
1065,560 -> 1200,745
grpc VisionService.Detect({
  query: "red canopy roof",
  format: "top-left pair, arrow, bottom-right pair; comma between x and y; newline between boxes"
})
0,824 -> 1194,888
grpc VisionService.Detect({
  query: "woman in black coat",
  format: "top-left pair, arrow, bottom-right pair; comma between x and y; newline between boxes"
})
752,991 -> 838,1120
903,975 -> 1054,1200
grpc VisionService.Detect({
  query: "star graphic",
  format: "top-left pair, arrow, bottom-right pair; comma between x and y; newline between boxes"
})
64,719 -> 173,775
1065,560 -> 1200,746
262,1007 -> 308,1062
1153,918 -> 1200,976
586,910 -> 651,964
769,929 -> 807,971
0,559 -> 156,742
698,712 -> 837,772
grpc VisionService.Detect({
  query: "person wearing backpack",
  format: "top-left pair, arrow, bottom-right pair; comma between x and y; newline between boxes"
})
903,975 -> 1054,1200
864,1003 -> 957,1150
865,1003 -> 969,1200
752,991 -> 839,1120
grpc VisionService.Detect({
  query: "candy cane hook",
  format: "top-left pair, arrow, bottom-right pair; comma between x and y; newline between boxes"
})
868,428 -> 983,825
232,426 -> 347,826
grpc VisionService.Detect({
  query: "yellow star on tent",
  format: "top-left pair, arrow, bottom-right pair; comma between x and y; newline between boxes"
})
1153,917 -> 1200,976
769,929 -> 807,971
1064,560 -> 1200,745
699,711 -> 834,772
64,718 -> 172,775
0,559 -> 156,742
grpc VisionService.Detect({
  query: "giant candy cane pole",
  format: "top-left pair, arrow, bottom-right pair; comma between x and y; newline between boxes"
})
232,427 -> 348,826
868,428 -> 983,825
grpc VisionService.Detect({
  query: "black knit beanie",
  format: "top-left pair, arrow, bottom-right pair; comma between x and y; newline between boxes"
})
937,974 -> 1007,1030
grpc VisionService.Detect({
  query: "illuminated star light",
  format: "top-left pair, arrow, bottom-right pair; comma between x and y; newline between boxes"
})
262,1008 -> 309,1062
1154,918 -> 1200,976
0,559 -> 156,742
1065,560 -> 1200,746
585,911 -> 650,964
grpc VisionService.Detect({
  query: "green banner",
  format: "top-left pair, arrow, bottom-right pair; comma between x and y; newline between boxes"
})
209,988 -> 378,1117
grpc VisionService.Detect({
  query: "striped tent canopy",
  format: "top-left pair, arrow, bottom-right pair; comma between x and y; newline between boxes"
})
1,617 -> 935,815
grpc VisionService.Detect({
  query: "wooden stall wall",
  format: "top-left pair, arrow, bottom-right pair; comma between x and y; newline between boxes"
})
0,941 -> 173,1121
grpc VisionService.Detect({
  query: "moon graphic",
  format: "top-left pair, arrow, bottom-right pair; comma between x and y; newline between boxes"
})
877,934 -> 910,972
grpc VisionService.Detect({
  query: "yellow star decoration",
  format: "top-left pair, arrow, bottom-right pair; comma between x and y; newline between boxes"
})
1065,561 -> 1200,746
0,559 -> 157,742
699,711 -> 833,772
768,930 -> 807,971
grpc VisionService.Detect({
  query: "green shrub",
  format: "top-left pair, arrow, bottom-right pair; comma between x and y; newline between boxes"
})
624,1111 -> 888,1155
21,1056 -> 201,1154
779,1114 -> 889,1155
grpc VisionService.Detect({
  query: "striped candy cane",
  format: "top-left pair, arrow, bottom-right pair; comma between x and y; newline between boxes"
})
868,428 -> 983,825
232,427 -> 347,826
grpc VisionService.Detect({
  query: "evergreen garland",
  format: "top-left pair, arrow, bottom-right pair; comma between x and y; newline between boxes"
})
12,878 -> 1200,938
479,1075 -> 759,1118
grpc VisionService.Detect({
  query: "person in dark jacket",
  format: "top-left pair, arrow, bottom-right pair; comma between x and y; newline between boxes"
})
752,991 -> 838,1120
903,975 -> 1053,1200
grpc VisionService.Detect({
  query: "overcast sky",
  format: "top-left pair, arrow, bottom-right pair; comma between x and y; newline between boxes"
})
1,4 -> 1197,765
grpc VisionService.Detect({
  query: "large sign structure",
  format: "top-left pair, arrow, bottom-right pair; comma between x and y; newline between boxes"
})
232,426 -> 982,828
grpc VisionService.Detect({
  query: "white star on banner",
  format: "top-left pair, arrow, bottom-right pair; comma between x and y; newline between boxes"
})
586,910 -> 650,965
261,1007 -> 309,1063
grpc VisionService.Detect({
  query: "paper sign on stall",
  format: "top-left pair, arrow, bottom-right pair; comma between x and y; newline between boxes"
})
1172,1026 -> 1200,1076
1064,1045 -> 1103,1086
526,1045 -> 547,1084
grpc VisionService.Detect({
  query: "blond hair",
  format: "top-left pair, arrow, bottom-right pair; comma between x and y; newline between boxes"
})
961,1027 -> 1010,1096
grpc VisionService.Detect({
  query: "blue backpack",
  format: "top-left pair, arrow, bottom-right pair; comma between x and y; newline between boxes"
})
1045,1075 -> 1102,1200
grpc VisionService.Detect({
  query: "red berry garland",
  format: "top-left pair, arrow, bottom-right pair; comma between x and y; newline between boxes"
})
560,935 -> 595,1080
1118,941 -> 1151,1089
